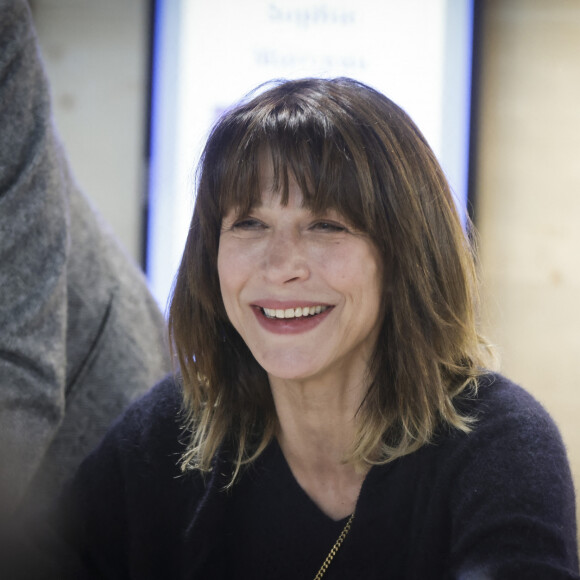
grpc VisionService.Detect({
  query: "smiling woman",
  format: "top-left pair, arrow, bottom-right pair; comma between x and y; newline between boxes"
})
170,78 -> 483,487
39,78 -> 579,579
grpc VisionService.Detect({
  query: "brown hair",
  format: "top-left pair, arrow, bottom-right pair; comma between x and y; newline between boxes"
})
169,77 -> 488,480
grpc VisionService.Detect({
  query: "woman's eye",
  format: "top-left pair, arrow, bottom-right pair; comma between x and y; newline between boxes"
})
310,221 -> 347,233
232,218 -> 265,230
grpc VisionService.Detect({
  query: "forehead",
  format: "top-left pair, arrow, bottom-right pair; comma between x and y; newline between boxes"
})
255,179 -> 307,213
258,156 -> 303,200
220,150 -> 315,215
225,174 -> 314,219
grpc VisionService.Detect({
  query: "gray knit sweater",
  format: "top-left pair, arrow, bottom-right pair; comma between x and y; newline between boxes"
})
0,0 -> 170,512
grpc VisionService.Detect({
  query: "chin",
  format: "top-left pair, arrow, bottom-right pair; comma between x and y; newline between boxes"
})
263,366 -> 313,382
259,358 -> 321,383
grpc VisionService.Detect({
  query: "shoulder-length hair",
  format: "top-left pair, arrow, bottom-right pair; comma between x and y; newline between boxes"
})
169,77 -> 488,481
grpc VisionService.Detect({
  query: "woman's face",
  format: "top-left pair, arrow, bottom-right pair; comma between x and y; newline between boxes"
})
217,163 -> 383,386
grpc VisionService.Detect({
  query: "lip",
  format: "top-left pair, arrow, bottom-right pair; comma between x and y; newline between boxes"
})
251,302 -> 334,335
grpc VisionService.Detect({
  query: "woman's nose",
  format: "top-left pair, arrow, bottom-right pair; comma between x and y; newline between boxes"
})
261,230 -> 310,284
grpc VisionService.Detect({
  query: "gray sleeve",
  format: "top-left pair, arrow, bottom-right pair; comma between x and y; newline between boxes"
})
0,0 -> 173,514
0,0 -> 70,506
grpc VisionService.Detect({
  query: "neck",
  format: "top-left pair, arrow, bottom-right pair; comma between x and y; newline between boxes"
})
269,373 -> 369,520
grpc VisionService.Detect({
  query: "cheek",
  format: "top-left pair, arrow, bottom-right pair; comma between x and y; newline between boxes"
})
344,249 -> 383,306
217,246 -> 236,310
217,240 -> 255,316
323,245 -> 381,289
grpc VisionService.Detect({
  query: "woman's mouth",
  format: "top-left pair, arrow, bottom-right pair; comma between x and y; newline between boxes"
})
253,303 -> 333,334
261,305 -> 330,319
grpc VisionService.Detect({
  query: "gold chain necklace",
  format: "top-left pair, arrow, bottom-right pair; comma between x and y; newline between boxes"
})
312,512 -> 355,580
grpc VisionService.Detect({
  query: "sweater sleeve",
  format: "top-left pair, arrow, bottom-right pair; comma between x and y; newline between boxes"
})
0,0 -> 69,510
447,376 -> 579,579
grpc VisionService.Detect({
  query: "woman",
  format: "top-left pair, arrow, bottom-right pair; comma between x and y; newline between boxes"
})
46,78 -> 577,579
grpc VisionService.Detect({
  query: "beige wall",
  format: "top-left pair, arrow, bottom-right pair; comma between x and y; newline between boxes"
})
30,0 -> 148,263
476,0 -> 580,536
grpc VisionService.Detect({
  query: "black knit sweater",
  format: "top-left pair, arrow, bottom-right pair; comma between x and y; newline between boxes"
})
35,373 -> 579,579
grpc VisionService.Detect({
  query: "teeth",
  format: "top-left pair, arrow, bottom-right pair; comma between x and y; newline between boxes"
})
262,306 -> 328,319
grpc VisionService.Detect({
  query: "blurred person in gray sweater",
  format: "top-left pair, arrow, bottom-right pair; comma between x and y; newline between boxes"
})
0,0 -> 170,516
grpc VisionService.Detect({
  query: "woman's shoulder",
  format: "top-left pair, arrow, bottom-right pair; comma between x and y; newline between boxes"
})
441,373 -> 579,576
113,373 -> 184,436
74,373 -> 187,483
458,371 -> 561,437
445,371 -> 570,474
441,372 -> 575,529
